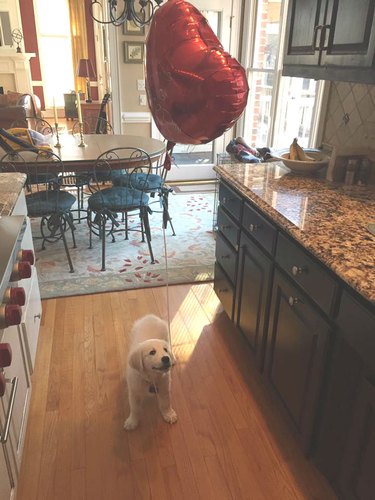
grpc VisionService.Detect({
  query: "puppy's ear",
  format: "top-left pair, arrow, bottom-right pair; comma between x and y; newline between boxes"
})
128,348 -> 144,372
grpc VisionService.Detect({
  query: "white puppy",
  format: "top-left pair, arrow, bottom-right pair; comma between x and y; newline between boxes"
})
124,314 -> 177,430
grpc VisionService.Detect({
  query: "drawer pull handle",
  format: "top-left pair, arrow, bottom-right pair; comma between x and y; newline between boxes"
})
221,255 -> 231,260
291,265 -> 305,276
1,377 -> 18,443
249,224 -> 261,232
219,288 -> 228,293
220,225 -> 231,231
288,296 -> 301,307
34,313 -> 41,320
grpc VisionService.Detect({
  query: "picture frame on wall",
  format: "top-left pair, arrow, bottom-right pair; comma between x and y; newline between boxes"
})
124,42 -> 144,64
123,15 -> 145,36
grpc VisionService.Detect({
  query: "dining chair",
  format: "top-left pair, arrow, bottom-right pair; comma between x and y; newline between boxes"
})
0,148 -> 77,273
72,92 -> 113,136
71,116 -> 114,136
111,140 -> 176,235
11,117 -> 54,137
86,147 -> 154,271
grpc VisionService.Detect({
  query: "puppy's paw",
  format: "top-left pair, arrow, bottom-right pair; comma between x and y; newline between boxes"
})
124,417 -> 139,431
162,408 -> 177,424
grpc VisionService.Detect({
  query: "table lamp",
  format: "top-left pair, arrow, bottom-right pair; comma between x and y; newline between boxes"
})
76,59 -> 96,103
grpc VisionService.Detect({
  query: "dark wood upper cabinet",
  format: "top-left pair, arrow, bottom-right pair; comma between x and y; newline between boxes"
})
283,0 -> 375,84
323,0 -> 375,68
283,0 -> 325,67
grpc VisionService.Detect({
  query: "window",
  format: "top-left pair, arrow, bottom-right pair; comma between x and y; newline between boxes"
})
171,8 -> 221,167
241,0 -> 324,149
34,0 -> 74,108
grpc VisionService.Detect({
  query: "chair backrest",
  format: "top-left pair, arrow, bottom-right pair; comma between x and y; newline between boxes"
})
72,116 -> 113,136
95,93 -> 111,134
153,140 -> 175,182
91,147 -> 152,206
0,148 -> 66,213
10,117 -> 54,137
27,117 -> 54,136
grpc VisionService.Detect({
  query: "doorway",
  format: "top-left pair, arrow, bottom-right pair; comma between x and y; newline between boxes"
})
153,0 -> 240,181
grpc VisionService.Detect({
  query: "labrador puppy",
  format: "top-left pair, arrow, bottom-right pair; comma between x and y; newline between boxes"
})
124,314 -> 177,430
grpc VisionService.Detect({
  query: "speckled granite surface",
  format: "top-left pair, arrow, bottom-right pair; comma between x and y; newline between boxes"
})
0,173 -> 27,216
214,163 -> 375,304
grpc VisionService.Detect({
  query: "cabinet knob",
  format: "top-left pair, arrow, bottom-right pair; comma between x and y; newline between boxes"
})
17,249 -> 35,266
291,265 -> 305,276
34,313 -> 41,321
288,296 -> 301,307
249,223 -> 260,232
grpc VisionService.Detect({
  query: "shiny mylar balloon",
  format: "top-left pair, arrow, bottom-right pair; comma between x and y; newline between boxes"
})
145,0 -> 249,145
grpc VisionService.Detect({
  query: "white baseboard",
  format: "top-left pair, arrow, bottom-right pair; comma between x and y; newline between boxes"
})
167,164 -> 216,181
121,112 -> 152,123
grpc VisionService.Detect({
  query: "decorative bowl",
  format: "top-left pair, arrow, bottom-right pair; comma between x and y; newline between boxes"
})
273,150 -> 330,174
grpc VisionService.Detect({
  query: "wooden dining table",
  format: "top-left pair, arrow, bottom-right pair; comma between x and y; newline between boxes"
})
0,134 -> 166,172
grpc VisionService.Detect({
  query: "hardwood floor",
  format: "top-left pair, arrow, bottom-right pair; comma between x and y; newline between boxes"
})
17,284 -> 336,500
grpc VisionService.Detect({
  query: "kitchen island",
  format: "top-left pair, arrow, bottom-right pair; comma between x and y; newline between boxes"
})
214,162 -> 375,303
213,161 -> 375,499
0,172 -> 27,216
0,172 -> 41,500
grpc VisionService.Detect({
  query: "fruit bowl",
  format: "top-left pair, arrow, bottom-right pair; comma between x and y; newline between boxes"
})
273,150 -> 330,174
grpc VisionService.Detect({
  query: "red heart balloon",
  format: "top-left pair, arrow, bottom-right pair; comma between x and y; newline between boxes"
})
145,0 -> 249,145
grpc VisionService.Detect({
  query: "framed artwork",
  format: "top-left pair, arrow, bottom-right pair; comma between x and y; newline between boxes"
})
124,41 -> 144,64
123,16 -> 145,36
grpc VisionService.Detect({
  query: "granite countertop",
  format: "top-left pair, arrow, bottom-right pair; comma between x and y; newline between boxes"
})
214,162 -> 375,304
0,173 -> 27,216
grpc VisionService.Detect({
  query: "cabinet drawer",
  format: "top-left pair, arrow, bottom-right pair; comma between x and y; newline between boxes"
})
215,231 -> 237,285
214,263 -> 234,320
219,183 -> 242,222
242,202 -> 277,255
276,233 -> 338,316
21,272 -> 42,375
217,206 -> 240,250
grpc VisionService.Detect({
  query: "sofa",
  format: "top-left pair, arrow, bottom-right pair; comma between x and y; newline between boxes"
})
0,92 -> 42,129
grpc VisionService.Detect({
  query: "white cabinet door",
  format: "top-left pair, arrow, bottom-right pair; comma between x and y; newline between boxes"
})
0,443 -> 14,500
1,325 -> 31,471
21,272 -> 42,374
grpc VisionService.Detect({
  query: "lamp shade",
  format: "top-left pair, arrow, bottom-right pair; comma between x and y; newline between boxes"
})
76,59 -> 96,79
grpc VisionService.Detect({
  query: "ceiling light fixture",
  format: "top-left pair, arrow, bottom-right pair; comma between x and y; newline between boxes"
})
89,0 -> 164,27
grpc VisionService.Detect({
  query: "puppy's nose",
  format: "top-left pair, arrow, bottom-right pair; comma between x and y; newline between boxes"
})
161,355 -> 170,365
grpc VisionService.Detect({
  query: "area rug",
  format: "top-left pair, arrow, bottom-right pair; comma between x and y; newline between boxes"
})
31,191 -> 216,299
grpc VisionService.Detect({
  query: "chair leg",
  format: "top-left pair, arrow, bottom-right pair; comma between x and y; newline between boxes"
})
101,214 -> 106,271
142,207 -> 155,264
161,191 -> 176,236
59,216 -> 75,273
124,212 -> 128,240
140,215 -> 146,242
88,209 -> 93,249
66,212 -> 77,248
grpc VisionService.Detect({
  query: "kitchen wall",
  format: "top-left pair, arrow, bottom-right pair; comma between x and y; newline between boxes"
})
118,21 -> 151,136
322,82 -> 375,149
